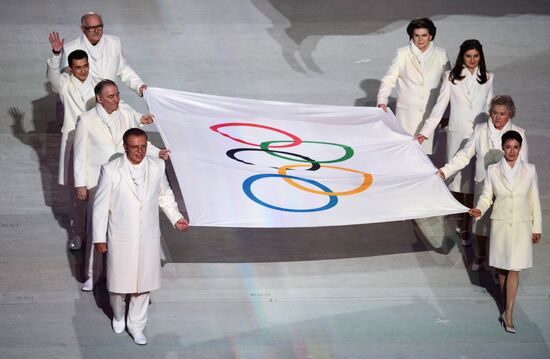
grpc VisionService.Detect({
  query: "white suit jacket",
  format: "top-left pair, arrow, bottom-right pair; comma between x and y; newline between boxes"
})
440,121 -> 528,183
62,34 -> 144,95
47,54 -> 97,134
73,104 -> 159,189
420,70 -> 494,139
476,162 -> 542,269
92,156 -> 183,293
377,45 -> 449,154
48,54 -> 98,185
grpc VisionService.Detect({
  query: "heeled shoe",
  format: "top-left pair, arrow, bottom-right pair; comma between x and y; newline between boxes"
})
499,312 -> 516,334
471,256 -> 487,271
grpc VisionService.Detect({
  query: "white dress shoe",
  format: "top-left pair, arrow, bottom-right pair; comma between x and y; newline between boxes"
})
112,319 -> 125,334
68,235 -> 82,250
81,278 -> 93,291
129,329 -> 147,345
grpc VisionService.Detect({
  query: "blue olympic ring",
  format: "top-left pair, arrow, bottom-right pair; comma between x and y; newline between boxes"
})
242,174 -> 338,212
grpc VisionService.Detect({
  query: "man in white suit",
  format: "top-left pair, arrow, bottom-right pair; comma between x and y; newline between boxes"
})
74,79 -> 168,291
93,128 -> 189,345
61,12 -> 146,96
47,32 -> 97,250
377,18 -> 450,154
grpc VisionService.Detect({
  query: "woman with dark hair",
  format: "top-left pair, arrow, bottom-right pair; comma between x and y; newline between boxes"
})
417,39 -> 494,246
437,95 -> 528,272
469,130 -> 542,333
377,17 -> 450,155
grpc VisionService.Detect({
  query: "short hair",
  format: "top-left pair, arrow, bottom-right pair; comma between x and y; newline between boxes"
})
67,49 -> 88,68
490,95 -> 516,119
406,18 -> 437,40
123,128 -> 148,145
81,12 -> 103,26
94,79 -> 117,96
501,130 -> 523,146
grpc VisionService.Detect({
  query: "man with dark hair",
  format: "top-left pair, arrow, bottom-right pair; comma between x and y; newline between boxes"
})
60,12 -> 147,96
377,17 -> 449,155
47,32 -> 97,250
73,80 -> 169,291
93,128 -> 189,345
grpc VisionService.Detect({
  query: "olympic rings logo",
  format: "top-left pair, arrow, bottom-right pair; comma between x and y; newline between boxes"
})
210,122 -> 373,212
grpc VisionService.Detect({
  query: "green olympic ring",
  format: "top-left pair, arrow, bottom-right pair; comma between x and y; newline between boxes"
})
259,140 -> 354,164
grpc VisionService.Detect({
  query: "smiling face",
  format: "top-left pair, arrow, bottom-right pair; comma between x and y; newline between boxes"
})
69,57 -> 89,82
124,134 -> 148,165
96,84 -> 120,114
463,49 -> 481,71
81,14 -> 103,45
411,28 -> 432,52
490,105 -> 511,130
502,139 -> 521,164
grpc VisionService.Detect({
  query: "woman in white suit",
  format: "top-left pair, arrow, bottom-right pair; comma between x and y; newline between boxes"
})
437,95 -> 528,271
377,17 -> 450,155
470,131 -> 542,333
417,40 -> 494,244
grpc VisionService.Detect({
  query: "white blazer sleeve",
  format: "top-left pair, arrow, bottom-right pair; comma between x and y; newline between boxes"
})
520,131 -> 528,163
116,49 -> 145,95
440,129 -> 477,179
92,165 -> 112,244
158,170 -> 184,226
485,74 -> 494,112
420,73 -> 451,138
377,51 -> 399,105
530,168 -> 542,234
46,55 -> 63,94
475,170 -> 494,216
73,116 -> 88,188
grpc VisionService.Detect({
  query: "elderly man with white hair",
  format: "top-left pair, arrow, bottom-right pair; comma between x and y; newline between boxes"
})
61,12 -> 147,96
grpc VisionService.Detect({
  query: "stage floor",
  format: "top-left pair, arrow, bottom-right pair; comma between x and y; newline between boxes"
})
1,1 -> 549,358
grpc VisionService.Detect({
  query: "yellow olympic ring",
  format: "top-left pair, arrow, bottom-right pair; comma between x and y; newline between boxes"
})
277,164 -> 373,196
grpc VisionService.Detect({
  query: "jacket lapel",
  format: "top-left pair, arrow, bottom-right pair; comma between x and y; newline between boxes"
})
118,157 -> 140,201
407,52 -> 423,80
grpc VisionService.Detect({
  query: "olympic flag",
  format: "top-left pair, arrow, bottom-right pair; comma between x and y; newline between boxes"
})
145,88 -> 467,228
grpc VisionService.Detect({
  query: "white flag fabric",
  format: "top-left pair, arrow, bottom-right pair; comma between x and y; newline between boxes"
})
145,88 -> 467,228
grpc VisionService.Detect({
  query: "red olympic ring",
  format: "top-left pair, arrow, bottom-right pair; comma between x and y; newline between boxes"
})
210,122 -> 302,148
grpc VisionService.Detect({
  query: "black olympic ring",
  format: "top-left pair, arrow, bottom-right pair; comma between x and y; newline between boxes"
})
226,148 -> 321,171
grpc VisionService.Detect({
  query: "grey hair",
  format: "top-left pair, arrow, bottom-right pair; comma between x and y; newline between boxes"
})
489,95 -> 516,119
81,12 -> 103,26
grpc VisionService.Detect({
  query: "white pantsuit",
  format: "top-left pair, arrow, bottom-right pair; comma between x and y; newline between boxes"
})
377,44 -> 450,154
475,162 -> 542,270
93,156 -> 183,331
420,69 -> 494,193
62,34 -> 144,95
440,121 -> 528,235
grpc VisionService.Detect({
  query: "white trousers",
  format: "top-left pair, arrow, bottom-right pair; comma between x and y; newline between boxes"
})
110,292 -> 150,332
85,187 -> 104,281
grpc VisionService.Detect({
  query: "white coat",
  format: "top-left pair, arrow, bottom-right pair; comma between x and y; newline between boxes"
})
440,121 -> 528,183
420,69 -> 494,192
47,54 -> 97,185
92,156 -> 183,293
420,70 -> 494,139
377,45 -> 449,154
62,34 -> 144,95
476,162 -> 542,270
73,104 -> 158,189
